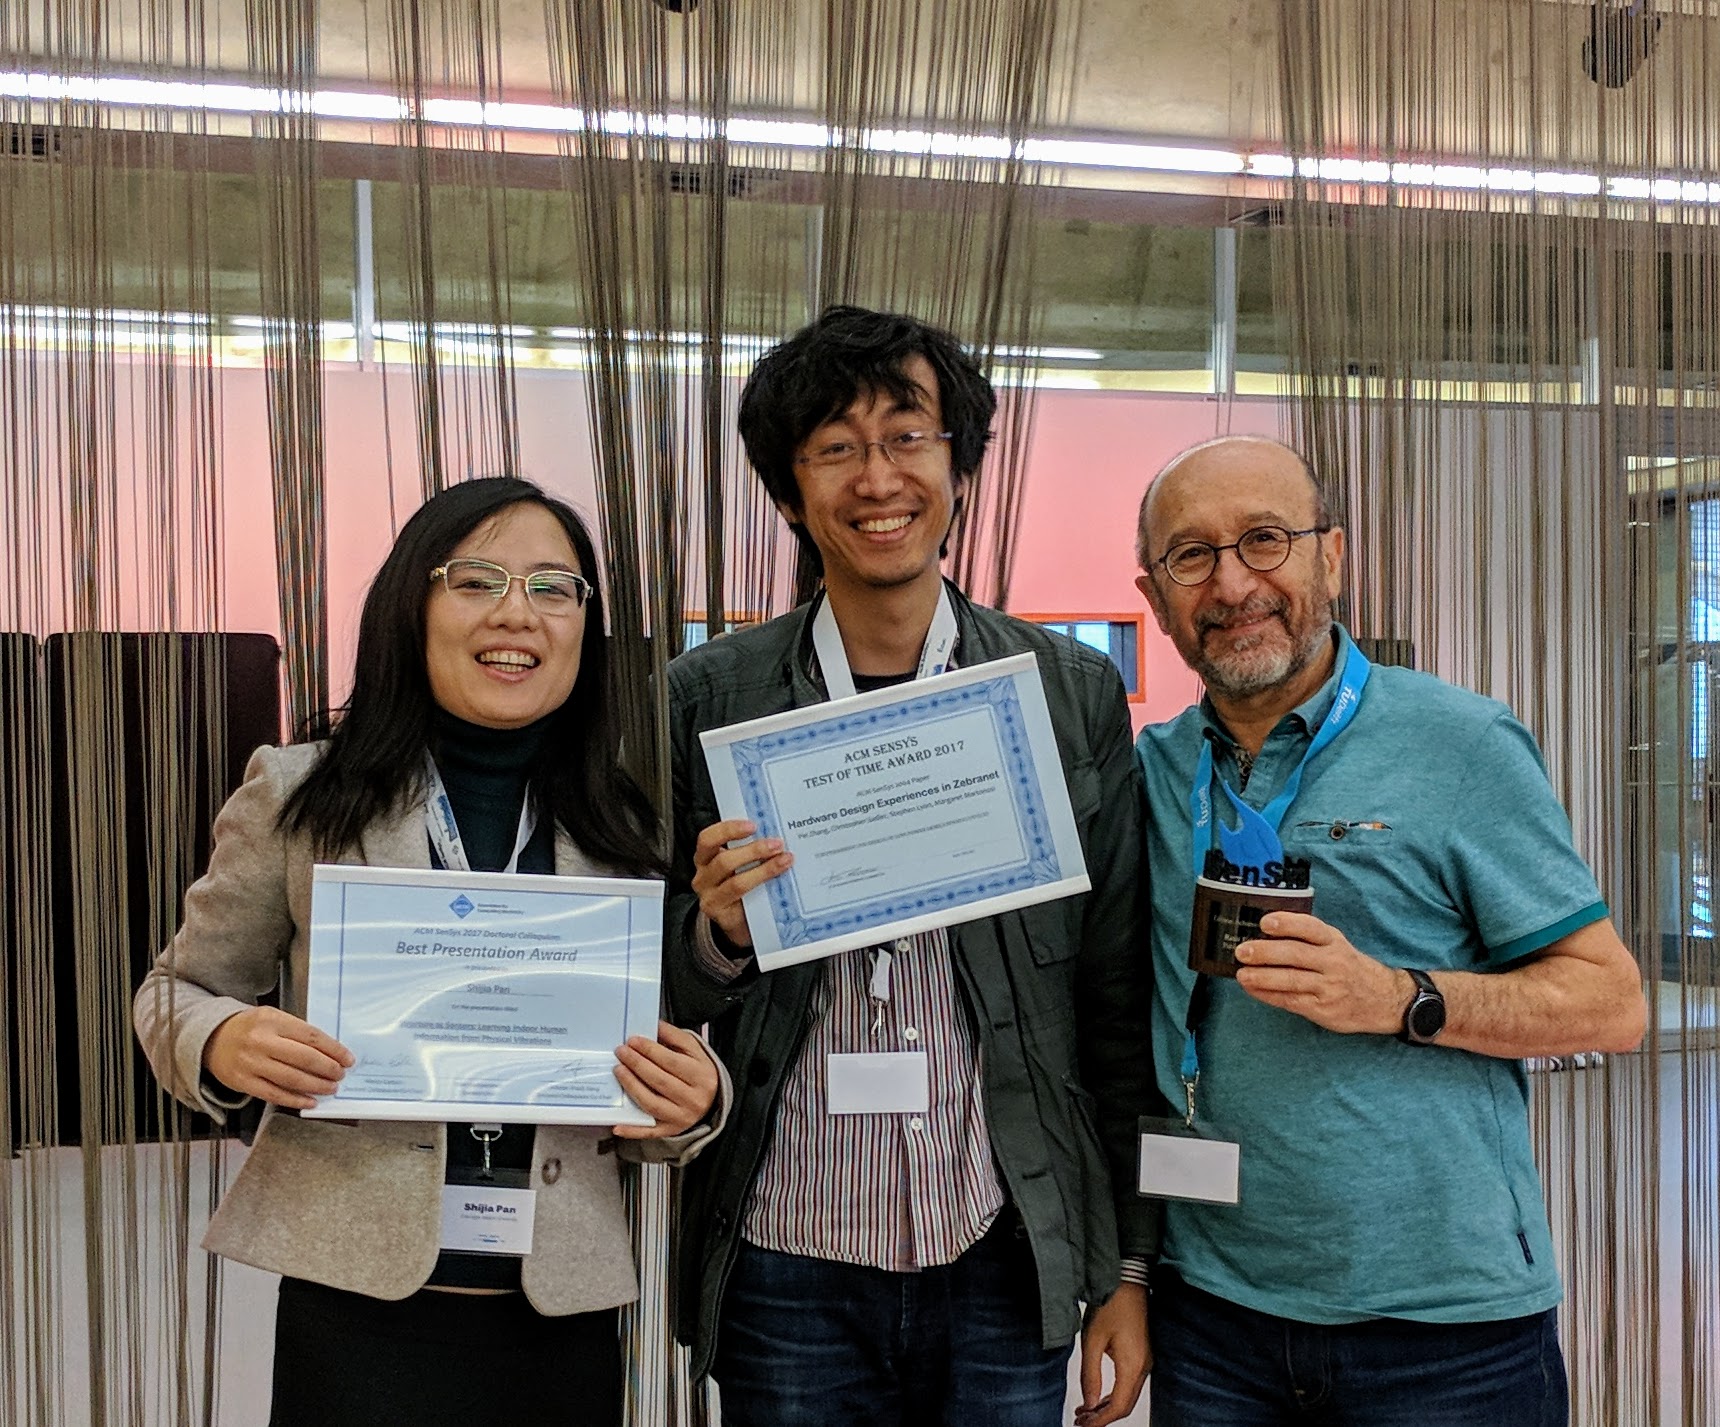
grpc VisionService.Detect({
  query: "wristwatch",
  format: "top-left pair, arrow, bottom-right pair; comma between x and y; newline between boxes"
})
1398,968 -> 1446,1044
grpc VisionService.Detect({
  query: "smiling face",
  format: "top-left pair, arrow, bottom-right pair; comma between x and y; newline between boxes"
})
424,501 -> 586,729
1136,438 -> 1344,703
778,354 -> 967,604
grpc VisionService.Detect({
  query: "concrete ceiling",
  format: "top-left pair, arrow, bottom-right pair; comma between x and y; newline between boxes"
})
8,0 -> 1711,160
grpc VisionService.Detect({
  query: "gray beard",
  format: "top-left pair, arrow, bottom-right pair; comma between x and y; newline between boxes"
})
1195,614 -> 1332,700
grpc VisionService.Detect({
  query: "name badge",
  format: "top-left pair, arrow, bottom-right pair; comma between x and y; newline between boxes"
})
826,1051 -> 931,1115
1138,1116 -> 1241,1205
439,1185 -> 537,1255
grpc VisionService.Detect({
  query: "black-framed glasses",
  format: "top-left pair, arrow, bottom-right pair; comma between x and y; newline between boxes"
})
429,558 -> 593,615
1150,525 -> 1329,587
795,429 -> 953,476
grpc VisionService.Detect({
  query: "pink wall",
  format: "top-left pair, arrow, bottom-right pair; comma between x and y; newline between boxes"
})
24,361 -> 1287,737
1011,392 -> 1287,730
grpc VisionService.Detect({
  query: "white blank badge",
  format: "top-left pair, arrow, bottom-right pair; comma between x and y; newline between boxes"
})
1138,1128 -> 1242,1205
826,1052 -> 931,1115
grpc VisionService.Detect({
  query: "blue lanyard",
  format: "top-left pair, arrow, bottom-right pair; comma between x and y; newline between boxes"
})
1178,639 -> 1371,1117
1187,639 -> 1372,877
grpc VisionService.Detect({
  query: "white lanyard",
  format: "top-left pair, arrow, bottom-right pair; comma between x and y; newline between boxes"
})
810,585 -> 958,1006
423,754 -> 537,876
810,584 -> 959,699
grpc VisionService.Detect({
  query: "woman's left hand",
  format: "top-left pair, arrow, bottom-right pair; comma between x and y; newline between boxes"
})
611,1021 -> 721,1139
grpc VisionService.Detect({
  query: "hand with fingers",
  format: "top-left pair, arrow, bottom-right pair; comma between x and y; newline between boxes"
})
611,1021 -> 722,1139
202,1005 -> 354,1109
1076,1283 -> 1151,1427
1234,910 -> 1408,1036
690,818 -> 794,949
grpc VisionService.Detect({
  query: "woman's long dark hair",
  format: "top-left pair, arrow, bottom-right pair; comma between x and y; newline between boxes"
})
278,477 -> 663,877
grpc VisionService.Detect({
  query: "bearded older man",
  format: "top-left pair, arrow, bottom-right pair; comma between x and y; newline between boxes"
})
1130,435 -> 1644,1427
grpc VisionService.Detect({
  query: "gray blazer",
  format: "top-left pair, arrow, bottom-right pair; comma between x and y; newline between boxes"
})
135,742 -> 725,1316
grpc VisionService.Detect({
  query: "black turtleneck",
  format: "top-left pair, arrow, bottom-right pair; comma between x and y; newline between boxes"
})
425,707 -> 556,1290
428,708 -> 556,876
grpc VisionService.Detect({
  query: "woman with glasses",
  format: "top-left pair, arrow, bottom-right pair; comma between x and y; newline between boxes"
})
135,477 -> 723,1427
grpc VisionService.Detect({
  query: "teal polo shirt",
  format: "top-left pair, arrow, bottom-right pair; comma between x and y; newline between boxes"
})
1135,625 -> 1607,1325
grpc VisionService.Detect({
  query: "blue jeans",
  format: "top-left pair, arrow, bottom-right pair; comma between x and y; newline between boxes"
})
711,1216 -> 1069,1427
1149,1270 -> 1569,1427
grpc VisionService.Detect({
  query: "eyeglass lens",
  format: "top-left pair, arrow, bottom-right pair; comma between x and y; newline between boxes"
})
1164,527 -> 1298,585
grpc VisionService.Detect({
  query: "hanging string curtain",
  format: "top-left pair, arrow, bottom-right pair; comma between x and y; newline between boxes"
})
1272,4 -> 1718,1424
0,1 -> 1082,1422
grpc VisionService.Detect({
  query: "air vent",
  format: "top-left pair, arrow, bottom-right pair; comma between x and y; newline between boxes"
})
3,125 -> 63,161
664,164 -> 774,199
1233,203 -> 1285,228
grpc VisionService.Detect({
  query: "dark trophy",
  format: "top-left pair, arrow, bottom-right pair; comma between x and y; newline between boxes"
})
1188,849 -> 1314,978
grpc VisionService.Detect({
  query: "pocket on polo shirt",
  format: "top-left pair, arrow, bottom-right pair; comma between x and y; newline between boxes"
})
1285,817 -> 1396,850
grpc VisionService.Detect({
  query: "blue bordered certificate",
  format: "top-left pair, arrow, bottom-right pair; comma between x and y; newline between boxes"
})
302,866 -> 662,1125
699,653 -> 1090,971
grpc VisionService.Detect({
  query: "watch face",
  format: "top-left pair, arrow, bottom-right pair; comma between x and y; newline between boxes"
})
1409,996 -> 1446,1040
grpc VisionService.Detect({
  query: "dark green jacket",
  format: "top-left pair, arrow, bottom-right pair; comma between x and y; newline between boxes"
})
665,583 -> 1160,1381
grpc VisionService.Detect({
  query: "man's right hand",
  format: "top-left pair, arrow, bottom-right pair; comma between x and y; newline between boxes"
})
691,818 -> 794,949
202,1006 -> 354,1109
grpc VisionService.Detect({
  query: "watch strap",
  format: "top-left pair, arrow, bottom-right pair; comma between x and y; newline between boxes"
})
1399,968 -> 1445,1044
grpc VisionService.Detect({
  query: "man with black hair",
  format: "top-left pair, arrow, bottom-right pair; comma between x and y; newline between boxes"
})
666,306 -> 1158,1426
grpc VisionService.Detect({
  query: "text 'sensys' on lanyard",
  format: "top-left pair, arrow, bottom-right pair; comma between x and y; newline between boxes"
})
423,753 -> 537,876
1178,639 -> 1372,1127
810,586 -> 957,1013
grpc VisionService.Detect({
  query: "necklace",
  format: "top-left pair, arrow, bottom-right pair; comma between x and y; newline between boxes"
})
1234,746 -> 1256,789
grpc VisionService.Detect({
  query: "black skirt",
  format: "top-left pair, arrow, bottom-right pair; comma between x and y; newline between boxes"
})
269,1277 -> 623,1427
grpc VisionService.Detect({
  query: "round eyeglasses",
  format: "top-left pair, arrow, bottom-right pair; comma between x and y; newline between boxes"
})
794,429 -> 953,477
429,558 -> 593,615
1150,525 -> 1329,587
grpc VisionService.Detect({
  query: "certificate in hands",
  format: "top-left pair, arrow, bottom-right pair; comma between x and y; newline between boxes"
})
700,652 -> 1090,971
303,866 -> 662,1125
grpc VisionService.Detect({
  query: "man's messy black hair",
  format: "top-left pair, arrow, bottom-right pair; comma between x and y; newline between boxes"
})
736,305 -> 996,579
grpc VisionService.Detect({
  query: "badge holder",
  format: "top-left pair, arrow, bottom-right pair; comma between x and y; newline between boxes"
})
824,943 -> 930,1116
1138,981 -> 1241,1205
440,1124 -> 537,1256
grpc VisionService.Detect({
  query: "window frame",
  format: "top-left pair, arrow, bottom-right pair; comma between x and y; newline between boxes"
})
1010,610 -> 1148,702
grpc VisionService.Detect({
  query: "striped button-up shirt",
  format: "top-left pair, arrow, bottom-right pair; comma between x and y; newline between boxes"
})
696,921 -> 1005,1271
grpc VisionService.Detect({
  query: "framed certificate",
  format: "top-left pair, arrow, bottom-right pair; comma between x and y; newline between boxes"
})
302,865 -> 663,1125
700,652 -> 1090,971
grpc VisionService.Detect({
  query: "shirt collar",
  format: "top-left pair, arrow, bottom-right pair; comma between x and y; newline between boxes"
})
1198,623 -> 1354,750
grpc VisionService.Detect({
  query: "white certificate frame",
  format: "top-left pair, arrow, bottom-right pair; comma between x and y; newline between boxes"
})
699,652 -> 1090,971
302,865 -> 662,1125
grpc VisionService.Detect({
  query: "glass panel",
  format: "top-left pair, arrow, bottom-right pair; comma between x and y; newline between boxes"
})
1238,221 -> 1582,374
2,167 -> 355,321
368,181 -> 812,335
1031,221 -> 1213,370
1236,226 -> 1287,369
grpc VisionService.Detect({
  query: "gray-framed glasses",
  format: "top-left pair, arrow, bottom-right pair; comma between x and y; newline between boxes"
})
429,558 -> 593,615
795,429 -> 953,476
1151,525 -> 1329,587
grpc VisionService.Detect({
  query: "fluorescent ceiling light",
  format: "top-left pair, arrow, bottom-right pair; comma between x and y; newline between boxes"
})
1022,139 -> 1243,174
1002,371 -> 1104,390
1246,151 -> 1715,204
991,343 -> 1104,362
3,68 -> 1718,201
